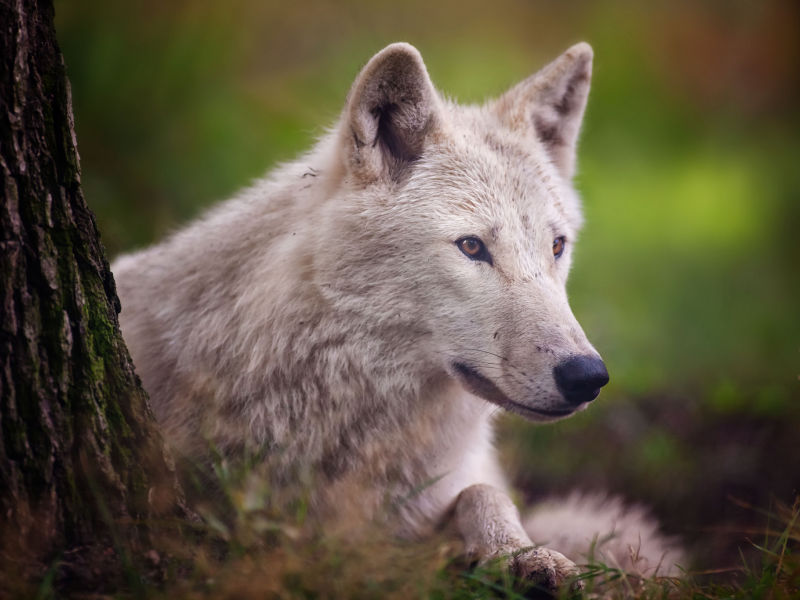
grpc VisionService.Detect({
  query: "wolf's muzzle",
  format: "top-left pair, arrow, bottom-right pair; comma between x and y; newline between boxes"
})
553,355 -> 609,405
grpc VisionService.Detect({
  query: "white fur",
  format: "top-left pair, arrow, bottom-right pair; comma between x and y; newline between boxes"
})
525,494 -> 685,577
113,42 -> 681,586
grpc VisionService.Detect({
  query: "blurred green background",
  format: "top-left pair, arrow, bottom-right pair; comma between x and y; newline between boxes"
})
56,0 -> 799,569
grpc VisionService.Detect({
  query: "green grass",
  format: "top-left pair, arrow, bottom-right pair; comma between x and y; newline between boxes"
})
23,455 -> 798,600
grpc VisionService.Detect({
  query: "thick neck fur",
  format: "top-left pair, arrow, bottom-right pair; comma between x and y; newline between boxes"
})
114,130 -> 491,488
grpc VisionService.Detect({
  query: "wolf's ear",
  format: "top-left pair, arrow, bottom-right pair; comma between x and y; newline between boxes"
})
340,43 -> 441,185
493,43 -> 593,180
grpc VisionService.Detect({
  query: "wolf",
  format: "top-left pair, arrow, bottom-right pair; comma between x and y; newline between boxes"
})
113,42 -> 682,588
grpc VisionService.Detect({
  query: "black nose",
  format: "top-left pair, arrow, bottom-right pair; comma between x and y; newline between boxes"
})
553,355 -> 609,405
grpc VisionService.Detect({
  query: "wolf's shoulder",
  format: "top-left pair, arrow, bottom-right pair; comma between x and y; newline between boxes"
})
112,152 -> 326,281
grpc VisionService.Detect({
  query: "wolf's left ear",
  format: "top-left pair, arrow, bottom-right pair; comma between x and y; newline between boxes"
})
340,43 -> 442,185
493,43 -> 593,180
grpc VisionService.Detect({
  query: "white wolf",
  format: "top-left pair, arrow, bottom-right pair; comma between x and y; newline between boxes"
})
113,42 -> 682,588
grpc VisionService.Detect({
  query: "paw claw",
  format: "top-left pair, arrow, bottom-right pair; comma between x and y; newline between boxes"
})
512,546 -> 583,592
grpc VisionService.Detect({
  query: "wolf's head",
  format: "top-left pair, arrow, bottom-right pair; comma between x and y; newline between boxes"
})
317,43 -> 608,423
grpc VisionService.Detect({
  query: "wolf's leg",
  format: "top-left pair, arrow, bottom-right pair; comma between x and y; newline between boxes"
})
455,484 -> 582,590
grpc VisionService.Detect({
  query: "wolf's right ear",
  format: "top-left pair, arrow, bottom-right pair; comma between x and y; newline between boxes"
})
339,43 -> 442,185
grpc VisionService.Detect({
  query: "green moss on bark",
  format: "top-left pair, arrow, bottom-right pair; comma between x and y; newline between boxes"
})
0,0 -> 191,577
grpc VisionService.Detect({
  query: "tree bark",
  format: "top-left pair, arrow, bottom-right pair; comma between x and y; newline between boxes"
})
0,0 -> 190,584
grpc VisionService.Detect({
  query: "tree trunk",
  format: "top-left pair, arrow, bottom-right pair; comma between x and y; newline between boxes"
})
0,0 -> 190,585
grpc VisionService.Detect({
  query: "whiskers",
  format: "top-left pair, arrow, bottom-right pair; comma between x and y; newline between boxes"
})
433,347 -> 550,410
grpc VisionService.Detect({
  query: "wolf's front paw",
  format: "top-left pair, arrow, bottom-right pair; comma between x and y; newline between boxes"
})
512,546 -> 584,592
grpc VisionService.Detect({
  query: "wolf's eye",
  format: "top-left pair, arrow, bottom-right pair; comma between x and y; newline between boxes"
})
553,236 -> 566,259
456,237 -> 493,265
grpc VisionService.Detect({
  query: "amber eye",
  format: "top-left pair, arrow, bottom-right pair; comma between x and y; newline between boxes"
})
553,236 -> 566,259
456,236 -> 493,265
460,238 -> 481,256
